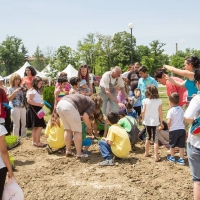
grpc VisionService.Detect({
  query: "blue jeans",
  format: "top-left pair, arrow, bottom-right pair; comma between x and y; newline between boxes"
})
98,140 -> 112,160
187,142 -> 200,182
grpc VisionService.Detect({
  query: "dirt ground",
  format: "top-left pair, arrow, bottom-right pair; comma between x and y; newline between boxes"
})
8,136 -> 193,200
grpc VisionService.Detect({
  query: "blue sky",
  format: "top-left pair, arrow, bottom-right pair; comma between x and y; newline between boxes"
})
1,0 -> 200,57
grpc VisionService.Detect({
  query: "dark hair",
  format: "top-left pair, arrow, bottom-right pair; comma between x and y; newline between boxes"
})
154,68 -> 168,80
107,112 -> 119,124
57,76 -> 68,84
186,56 -> 200,69
87,65 -> 93,72
59,72 -> 67,77
24,66 -> 37,76
126,102 -> 133,109
194,68 -> 200,83
70,77 -> 80,86
138,66 -> 148,73
145,84 -> 159,99
50,110 -> 61,128
169,92 -> 179,105
78,64 -> 89,83
31,76 -> 43,94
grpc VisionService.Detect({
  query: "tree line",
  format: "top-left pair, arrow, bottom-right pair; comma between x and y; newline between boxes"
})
0,33 -> 200,77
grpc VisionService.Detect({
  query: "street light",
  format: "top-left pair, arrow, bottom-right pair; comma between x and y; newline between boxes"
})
128,23 -> 134,64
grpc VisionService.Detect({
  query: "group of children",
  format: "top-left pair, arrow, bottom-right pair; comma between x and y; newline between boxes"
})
44,73 -> 187,166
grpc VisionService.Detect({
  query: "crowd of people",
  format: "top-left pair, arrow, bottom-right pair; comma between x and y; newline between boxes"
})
0,57 -> 200,199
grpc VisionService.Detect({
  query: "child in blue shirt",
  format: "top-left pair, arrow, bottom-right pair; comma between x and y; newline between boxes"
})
126,103 -> 137,119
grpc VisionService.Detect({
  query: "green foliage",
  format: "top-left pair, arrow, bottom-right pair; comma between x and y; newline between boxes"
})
0,35 -> 28,76
31,45 -> 46,71
43,86 -> 55,112
9,154 -> 15,168
5,135 -> 18,147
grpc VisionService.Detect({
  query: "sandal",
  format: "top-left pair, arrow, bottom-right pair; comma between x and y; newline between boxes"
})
155,158 -> 161,162
46,145 -> 53,154
37,142 -> 46,148
58,148 -> 66,154
76,153 -> 89,158
66,150 -> 75,157
32,142 -> 37,147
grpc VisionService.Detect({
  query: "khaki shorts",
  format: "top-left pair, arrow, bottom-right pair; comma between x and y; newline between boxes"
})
56,100 -> 82,133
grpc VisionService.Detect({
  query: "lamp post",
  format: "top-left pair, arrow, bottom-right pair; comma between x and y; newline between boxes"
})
128,23 -> 134,64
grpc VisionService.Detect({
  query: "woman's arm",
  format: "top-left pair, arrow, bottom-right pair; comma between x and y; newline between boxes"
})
159,104 -> 164,129
27,93 -> 44,107
7,87 -> 21,101
163,65 -> 194,79
0,135 -> 14,178
164,74 -> 185,87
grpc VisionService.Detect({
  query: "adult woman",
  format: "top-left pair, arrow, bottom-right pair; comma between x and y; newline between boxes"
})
26,76 -> 46,147
164,56 -> 200,97
0,125 -> 14,199
22,66 -> 37,89
184,68 -> 200,200
78,64 -> 93,94
7,73 -> 27,138
56,94 -> 102,157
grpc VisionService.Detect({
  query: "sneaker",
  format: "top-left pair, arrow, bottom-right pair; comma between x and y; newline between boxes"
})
99,159 -> 114,166
167,156 -> 175,163
176,158 -> 185,165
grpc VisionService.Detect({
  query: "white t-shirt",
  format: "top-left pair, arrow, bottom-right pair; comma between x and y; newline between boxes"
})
166,106 -> 185,131
0,125 -> 8,169
142,98 -> 162,126
26,89 -> 42,104
100,71 -> 124,88
184,94 -> 200,148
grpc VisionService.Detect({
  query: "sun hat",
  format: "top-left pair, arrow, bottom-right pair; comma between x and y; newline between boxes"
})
80,79 -> 87,87
0,76 -> 4,81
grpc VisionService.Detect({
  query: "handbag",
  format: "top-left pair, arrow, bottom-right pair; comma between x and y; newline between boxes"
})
2,178 -> 24,200
31,106 -> 45,119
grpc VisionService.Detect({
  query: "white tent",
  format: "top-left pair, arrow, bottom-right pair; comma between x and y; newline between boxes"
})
62,64 -> 78,78
4,61 -> 47,79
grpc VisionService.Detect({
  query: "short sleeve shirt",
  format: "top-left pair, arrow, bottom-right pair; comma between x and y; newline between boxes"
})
26,89 -> 42,103
100,71 -> 124,89
0,125 -> 7,169
62,94 -> 95,116
7,87 -> 25,107
166,106 -> 185,131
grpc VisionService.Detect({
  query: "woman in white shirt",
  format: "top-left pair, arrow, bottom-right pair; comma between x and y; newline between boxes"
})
26,76 -> 46,147
184,68 -> 200,200
0,125 -> 14,199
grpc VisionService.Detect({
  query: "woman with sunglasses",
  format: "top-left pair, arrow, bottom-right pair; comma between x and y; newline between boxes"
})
184,68 -> 200,200
163,56 -> 200,98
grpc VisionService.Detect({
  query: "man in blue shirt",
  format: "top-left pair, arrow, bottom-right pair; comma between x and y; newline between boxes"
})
137,66 -> 158,100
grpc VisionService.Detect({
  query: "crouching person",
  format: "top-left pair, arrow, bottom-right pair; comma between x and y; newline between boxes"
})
98,112 -> 131,166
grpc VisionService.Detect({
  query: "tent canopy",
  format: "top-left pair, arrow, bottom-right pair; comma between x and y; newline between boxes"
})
4,61 -> 47,79
62,64 -> 78,78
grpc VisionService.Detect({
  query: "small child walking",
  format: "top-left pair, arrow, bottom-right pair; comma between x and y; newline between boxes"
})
166,92 -> 186,165
45,111 -> 65,154
141,84 -> 163,162
132,88 -> 142,124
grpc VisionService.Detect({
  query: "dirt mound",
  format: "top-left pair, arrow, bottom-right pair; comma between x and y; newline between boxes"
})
9,136 -> 193,200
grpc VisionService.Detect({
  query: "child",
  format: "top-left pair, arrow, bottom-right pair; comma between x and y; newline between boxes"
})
118,108 -> 140,150
45,111 -> 65,154
126,102 -> 137,119
54,76 -> 68,108
69,77 -> 80,94
81,122 -> 92,154
132,88 -> 142,124
141,84 -> 163,162
166,92 -> 186,165
0,125 -> 14,199
93,110 -> 109,138
98,112 -> 131,166
78,79 -> 91,96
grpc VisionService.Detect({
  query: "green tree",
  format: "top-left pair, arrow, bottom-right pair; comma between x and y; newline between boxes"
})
112,31 -> 136,71
31,45 -> 46,71
0,36 -> 28,75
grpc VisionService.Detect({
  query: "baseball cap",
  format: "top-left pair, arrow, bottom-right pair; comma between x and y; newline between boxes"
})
80,79 -> 87,87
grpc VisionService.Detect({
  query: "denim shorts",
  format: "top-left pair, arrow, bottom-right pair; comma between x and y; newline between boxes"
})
187,142 -> 200,182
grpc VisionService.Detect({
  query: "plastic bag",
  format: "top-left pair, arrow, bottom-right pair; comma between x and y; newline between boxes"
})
2,178 -> 24,200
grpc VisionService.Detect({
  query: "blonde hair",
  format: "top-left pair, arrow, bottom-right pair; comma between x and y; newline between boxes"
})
9,73 -> 21,87
91,94 -> 103,111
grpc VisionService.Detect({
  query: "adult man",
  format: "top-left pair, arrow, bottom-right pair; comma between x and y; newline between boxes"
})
99,66 -> 129,114
137,66 -> 158,100
127,62 -> 141,94
154,68 -> 188,107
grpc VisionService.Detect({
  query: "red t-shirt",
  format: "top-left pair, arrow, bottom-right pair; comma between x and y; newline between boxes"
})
166,77 -> 188,106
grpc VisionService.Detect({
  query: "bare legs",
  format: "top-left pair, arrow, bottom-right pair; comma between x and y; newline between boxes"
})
32,127 -> 43,145
194,182 -> 200,200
